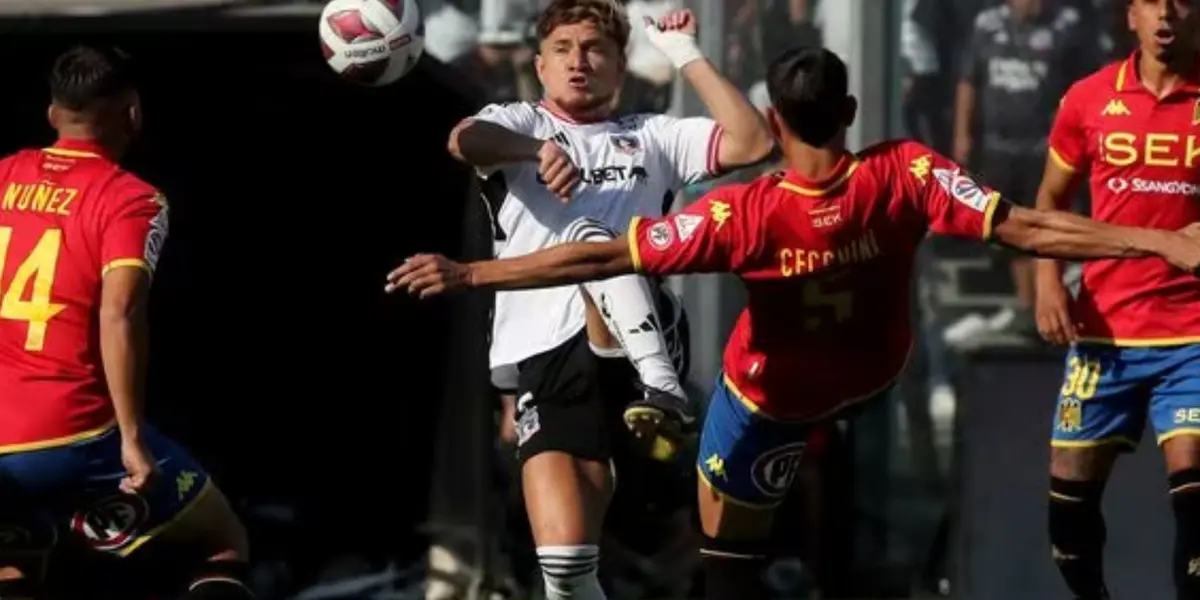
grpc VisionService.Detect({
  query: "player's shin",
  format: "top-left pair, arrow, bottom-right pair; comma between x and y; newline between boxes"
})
700,537 -> 770,600
1048,477 -> 1109,599
537,545 -> 605,600
581,274 -> 684,400
1169,468 -> 1200,599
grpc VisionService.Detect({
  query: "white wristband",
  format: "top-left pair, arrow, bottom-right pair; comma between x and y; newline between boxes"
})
644,25 -> 705,70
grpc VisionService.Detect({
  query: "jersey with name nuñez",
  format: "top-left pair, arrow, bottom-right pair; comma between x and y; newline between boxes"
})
0,139 -> 167,451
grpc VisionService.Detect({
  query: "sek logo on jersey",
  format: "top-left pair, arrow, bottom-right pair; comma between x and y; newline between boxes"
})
648,222 -> 674,249
1107,177 -> 1200,197
750,442 -> 806,498
933,168 -> 991,212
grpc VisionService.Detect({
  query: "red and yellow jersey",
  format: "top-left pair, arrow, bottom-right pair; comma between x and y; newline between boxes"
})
0,138 -> 167,452
629,140 -> 997,420
1049,53 -> 1200,346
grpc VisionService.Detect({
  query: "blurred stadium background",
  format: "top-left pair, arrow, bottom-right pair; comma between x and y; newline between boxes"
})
0,0 -> 1179,598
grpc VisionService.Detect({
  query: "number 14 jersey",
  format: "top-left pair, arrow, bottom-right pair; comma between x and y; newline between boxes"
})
628,140 -> 997,421
0,138 -> 167,451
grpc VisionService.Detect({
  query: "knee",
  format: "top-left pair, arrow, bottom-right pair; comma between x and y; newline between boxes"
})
536,545 -> 604,600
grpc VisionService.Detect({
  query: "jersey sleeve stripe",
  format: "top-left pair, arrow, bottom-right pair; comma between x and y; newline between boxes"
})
628,216 -> 644,272
981,192 -> 1001,240
1049,147 -> 1076,173
102,258 -> 151,276
706,125 -> 724,176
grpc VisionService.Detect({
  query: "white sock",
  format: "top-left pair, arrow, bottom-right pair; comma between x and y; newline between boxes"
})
537,545 -> 606,600
582,275 -> 684,399
562,218 -> 684,400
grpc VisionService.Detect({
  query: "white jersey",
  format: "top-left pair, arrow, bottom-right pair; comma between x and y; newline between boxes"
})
476,101 -> 720,368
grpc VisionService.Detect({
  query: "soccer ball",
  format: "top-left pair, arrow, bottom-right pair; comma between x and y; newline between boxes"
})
318,0 -> 424,86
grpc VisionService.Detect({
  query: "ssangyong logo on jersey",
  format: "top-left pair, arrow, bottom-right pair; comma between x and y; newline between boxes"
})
1109,177 -> 1200,196
750,442 -> 806,498
933,168 -> 991,212
648,221 -> 674,250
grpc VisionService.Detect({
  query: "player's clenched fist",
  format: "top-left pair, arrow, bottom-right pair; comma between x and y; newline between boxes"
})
644,9 -> 704,69
385,253 -> 471,298
1035,277 -> 1077,346
537,140 -> 579,202
119,438 -> 160,495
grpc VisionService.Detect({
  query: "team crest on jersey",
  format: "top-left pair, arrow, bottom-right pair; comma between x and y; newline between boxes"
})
673,214 -> 703,242
609,135 -> 641,155
648,221 -> 674,249
750,442 -> 806,498
70,494 -> 148,552
1056,397 -> 1082,433
933,168 -> 991,212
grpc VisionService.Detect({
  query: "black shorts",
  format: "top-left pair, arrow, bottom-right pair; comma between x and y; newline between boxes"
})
513,330 -> 639,465
978,150 -> 1045,208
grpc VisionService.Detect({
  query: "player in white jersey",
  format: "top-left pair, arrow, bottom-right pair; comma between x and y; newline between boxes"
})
445,2 -> 772,599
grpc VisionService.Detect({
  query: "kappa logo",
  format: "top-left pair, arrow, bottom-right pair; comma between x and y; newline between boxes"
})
673,213 -> 703,242
909,154 -> 932,184
1101,99 -> 1131,117
709,199 -> 732,231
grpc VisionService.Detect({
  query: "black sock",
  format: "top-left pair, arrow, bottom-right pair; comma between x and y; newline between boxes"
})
1171,469 -> 1200,600
701,539 -> 769,600
1048,477 -> 1108,599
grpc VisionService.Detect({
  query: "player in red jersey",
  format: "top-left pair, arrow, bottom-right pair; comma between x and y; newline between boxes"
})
1036,2 -> 1200,598
0,47 -> 252,599
387,47 -> 1200,600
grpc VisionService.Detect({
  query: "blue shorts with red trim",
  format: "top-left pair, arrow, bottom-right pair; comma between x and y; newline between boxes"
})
695,374 -> 815,507
0,426 -> 210,557
1051,343 -> 1200,449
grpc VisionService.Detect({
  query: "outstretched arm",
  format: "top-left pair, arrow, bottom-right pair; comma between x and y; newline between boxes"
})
992,202 -> 1200,269
386,238 -> 634,297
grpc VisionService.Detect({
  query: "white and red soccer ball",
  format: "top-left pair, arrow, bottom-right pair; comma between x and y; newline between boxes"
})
318,0 -> 424,86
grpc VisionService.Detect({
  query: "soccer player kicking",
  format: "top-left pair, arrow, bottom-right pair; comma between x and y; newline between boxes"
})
446,1 -> 772,599
1036,1 -> 1200,598
0,47 -> 253,599
389,47 -> 1200,600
